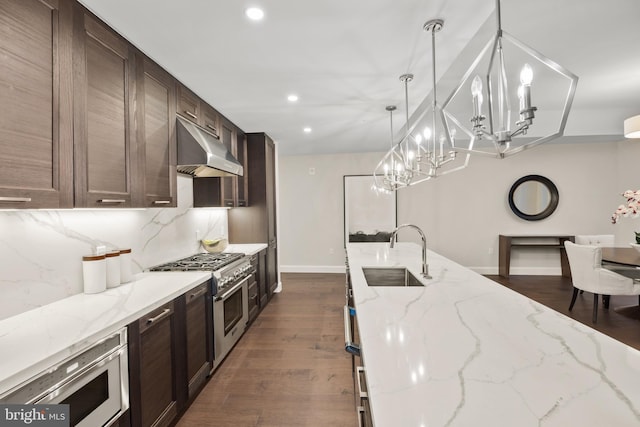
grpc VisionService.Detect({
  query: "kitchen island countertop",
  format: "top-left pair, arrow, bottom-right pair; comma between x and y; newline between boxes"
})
347,242 -> 640,426
0,271 -> 211,395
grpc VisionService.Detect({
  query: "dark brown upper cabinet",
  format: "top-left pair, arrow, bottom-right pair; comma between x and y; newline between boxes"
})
134,55 -> 177,208
177,83 -> 221,138
201,103 -> 220,138
219,119 -> 237,208
72,7 -> 137,208
228,133 -> 278,297
176,83 -> 200,125
0,0 -> 74,209
235,129 -> 248,207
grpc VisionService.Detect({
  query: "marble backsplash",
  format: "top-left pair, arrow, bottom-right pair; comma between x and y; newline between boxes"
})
0,175 -> 227,321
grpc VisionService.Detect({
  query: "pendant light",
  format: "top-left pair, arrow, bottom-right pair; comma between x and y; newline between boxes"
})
397,19 -> 471,184
441,0 -> 579,158
373,105 -> 412,192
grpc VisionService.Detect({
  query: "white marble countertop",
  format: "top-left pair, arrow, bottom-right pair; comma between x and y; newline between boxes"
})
224,243 -> 267,256
346,243 -> 640,426
0,271 -> 211,396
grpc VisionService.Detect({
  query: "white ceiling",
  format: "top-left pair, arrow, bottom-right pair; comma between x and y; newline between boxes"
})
77,0 -> 640,156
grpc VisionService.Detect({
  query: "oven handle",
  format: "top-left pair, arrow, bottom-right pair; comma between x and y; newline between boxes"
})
215,275 -> 250,302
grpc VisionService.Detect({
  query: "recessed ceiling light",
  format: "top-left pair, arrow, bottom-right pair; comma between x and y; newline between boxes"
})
303,127 -> 312,133
245,7 -> 264,21
287,94 -> 299,102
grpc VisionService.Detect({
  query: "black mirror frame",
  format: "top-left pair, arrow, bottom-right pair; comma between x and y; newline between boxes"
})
508,175 -> 559,221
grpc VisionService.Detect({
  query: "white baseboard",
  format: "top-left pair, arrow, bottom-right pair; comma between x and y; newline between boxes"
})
279,265 -> 346,274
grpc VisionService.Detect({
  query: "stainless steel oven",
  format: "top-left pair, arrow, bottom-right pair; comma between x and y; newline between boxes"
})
213,274 -> 250,368
0,328 -> 129,427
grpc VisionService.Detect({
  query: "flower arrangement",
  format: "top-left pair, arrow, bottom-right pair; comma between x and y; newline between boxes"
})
611,190 -> 640,224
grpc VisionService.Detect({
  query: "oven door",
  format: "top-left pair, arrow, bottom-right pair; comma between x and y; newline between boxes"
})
35,345 -> 129,427
213,275 -> 250,365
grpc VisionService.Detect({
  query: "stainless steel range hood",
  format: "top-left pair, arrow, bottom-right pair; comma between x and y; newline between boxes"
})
176,116 -> 243,177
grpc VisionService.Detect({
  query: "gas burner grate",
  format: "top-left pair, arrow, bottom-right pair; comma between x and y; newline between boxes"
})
150,252 -> 245,272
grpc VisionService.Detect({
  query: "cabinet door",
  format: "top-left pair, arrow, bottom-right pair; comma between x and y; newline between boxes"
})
0,0 -> 73,209
220,119 -> 237,208
258,250 -> 268,308
177,83 -> 200,124
183,282 -> 212,397
73,9 -> 136,207
129,301 -> 178,427
265,138 -> 278,296
235,130 -> 248,207
136,56 -> 177,207
201,103 -> 219,137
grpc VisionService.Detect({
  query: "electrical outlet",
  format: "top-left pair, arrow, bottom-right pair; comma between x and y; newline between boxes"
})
196,230 -> 202,241
329,248 -> 335,254
308,167 -> 316,175
488,247 -> 494,255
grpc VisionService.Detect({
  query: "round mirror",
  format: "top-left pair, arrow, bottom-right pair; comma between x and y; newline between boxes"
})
508,175 -> 559,221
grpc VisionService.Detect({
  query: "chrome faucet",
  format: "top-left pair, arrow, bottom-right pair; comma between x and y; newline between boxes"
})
389,224 -> 431,279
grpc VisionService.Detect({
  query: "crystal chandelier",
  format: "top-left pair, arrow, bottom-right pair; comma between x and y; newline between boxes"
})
396,19 -> 471,184
441,0 -> 579,158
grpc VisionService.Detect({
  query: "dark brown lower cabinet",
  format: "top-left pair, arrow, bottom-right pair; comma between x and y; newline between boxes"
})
257,249 -> 268,309
128,280 -> 214,426
249,255 -> 260,323
179,281 -> 213,398
128,301 -> 179,427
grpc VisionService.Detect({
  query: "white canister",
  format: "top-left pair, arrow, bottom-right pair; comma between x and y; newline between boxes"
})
82,254 -> 106,294
106,251 -> 121,288
119,248 -> 133,284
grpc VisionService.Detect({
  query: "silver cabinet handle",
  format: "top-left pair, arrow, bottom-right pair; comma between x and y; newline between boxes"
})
146,308 -> 171,324
152,200 -> 171,205
184,110 -> 198,120
356,366 -> 368,398
344,305 -> 360,356
189,287 -> 207,300
97,199 -> 125,204
0,197 -> 32,202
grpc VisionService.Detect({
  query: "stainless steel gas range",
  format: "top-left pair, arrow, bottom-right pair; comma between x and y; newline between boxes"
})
150,252 -> 254,370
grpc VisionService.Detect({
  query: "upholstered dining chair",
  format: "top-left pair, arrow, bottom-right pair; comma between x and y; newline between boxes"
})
574,234 -> 615,247
564,241 -> 640,323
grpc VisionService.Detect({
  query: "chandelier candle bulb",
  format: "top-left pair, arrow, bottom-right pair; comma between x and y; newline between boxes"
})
471,76 -> 483,118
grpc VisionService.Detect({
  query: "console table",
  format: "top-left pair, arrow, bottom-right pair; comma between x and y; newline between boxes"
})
498,234 -> 575,278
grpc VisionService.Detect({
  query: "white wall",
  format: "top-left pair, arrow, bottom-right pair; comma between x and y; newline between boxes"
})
0,176 -> 228,320
279,140 -> 638,274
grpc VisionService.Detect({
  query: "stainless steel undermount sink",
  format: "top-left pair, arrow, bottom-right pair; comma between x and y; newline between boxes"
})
362,267 -> 424,287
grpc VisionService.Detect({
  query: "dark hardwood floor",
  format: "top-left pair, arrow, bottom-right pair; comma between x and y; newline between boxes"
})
177,273 -> 640,427
176,273 -> 355,427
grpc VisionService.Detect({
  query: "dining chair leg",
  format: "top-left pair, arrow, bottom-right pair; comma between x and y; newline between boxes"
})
569,287 -> 579,311
592,294 -> 599,323
603,295 -> 610,309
